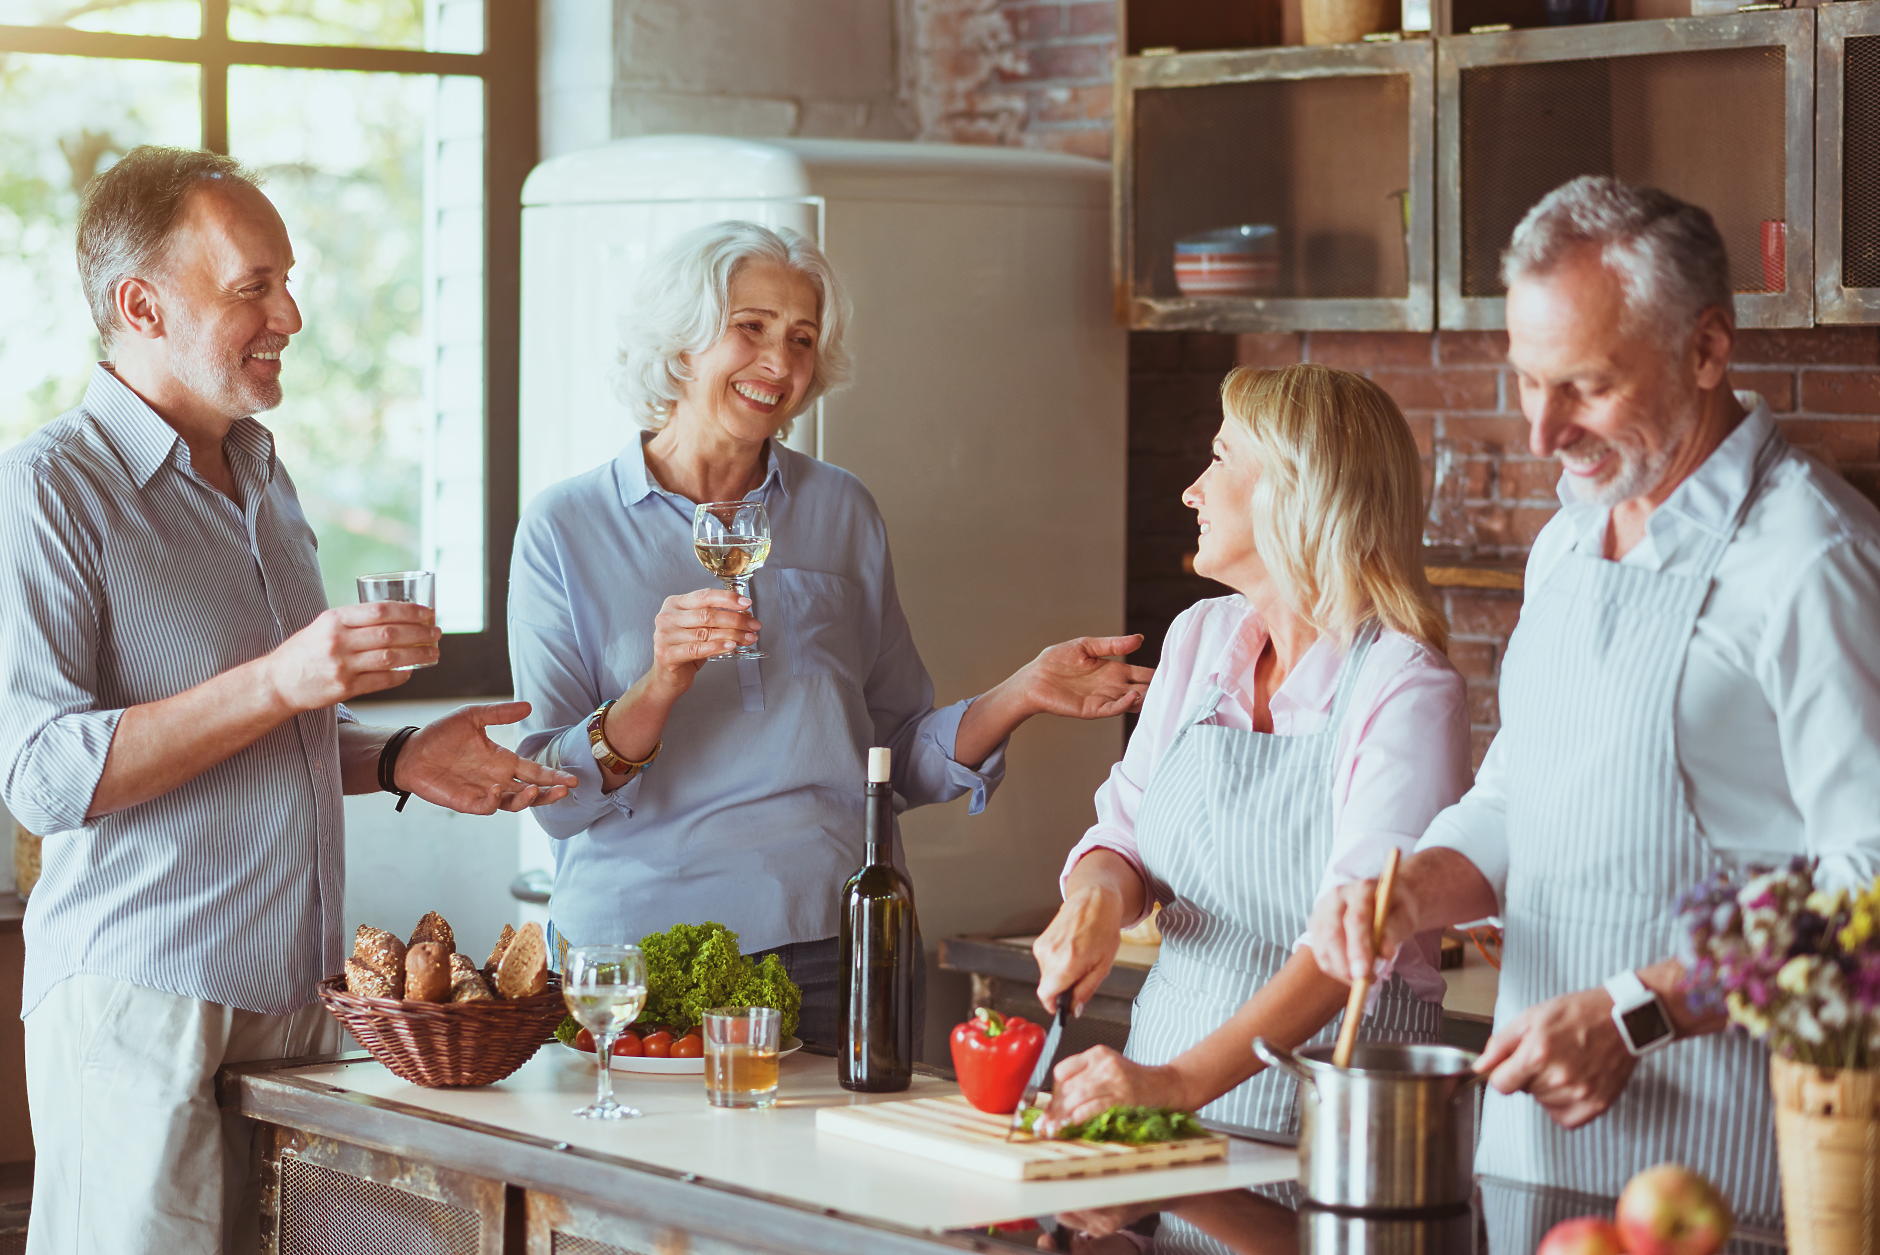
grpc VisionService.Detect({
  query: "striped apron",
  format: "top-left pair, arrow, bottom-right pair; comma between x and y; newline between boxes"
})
1126,620 -> 1444,1134
1483,429 -> 1785,1244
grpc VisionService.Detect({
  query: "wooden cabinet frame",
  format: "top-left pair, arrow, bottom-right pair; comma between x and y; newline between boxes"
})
1436,10 -> 1816,330
1114,41 -> 1437,332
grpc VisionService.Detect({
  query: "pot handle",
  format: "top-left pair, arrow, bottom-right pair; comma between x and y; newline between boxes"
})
1252,1037 -> 1314,1089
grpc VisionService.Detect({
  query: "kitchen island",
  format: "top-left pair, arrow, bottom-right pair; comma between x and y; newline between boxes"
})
225,1044 -> 1787,1254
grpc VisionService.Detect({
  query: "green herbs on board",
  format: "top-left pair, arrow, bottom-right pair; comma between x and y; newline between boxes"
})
1017,1104 -> 1208,1144
553,921 -> 801,1041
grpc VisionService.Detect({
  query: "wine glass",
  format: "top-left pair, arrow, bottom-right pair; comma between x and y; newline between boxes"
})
563,944 -> 648,1119
692,500 -> 770,661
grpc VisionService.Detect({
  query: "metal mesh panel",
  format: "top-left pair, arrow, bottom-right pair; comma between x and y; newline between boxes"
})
1461,45 -> 1786,297
552,1234 -> 645,1255
1133,73 -> 1413,300
279,1157 -> 480,1255
1845,36 -> 1880,287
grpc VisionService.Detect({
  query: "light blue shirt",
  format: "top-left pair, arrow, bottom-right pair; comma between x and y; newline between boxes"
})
0,365 -> 347,1017
509,434 -> 1006,953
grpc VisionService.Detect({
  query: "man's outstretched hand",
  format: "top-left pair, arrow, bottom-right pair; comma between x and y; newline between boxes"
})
395,701 -> 576,814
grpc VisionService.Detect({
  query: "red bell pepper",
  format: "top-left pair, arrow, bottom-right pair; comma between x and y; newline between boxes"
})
949,1007 -> 1047,1114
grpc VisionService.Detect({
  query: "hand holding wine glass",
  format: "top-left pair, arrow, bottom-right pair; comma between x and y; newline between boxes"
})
564,944 -> 649,1120
692,500 -> 770,661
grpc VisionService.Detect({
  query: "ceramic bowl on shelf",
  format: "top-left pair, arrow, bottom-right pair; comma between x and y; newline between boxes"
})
1173,225 -> 1280,298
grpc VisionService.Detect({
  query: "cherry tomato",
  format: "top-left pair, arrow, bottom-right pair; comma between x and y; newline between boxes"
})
681,1025 -> 703,1040
670,1034 -> 703,1058
635,1023 -> 665,1037
612,1031 -> 644,1057
573,1028 -> 595,1053
641,1030 -> 674,1058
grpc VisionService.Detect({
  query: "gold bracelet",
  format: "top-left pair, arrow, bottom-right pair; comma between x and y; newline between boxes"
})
586,700 -> 662,779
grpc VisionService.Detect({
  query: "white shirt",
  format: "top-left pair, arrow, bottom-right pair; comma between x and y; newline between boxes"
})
1422,395 -> 1880,902
1063,597 -> 1473,1001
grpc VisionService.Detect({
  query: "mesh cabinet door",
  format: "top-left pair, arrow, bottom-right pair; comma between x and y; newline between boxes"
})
263,1127 -> 505,1255
1116,40 -> 1436,332
1818,3 -> 1880,323
1438,10 -> 1815,329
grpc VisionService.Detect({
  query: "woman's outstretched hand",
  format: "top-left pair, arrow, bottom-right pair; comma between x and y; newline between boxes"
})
1021,635 -> 1154,719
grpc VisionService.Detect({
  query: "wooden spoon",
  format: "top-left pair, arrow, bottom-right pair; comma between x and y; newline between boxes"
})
1331,847 -> 1402,1070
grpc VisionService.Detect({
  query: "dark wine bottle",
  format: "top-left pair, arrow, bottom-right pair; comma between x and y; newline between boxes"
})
837,746 -> 915,1092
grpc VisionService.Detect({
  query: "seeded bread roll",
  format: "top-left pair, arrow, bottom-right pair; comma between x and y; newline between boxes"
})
484,923 -> 516,977
405,941 -> 452,1002
353,925 -> 406,987
449,971 -> 494,1002
494,922 -> 548,999
408,911 -> 455,956
448,952 -> 478,982
345,958 -> 395,999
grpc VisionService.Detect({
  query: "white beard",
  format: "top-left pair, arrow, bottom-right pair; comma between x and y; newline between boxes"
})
1561,408 -> 1697,509
167,306 -> 284,419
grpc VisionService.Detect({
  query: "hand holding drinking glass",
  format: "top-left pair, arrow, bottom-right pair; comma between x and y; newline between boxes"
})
692,501 -> 769,660
563,944 -> 648,1119
356,570 -> 437,670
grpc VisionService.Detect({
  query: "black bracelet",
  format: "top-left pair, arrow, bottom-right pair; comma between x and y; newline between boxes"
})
378,725 -> 421,812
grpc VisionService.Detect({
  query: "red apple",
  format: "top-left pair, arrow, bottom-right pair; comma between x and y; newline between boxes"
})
1537,1216 -> 1626,1255
1616,1163 -> 1734,1255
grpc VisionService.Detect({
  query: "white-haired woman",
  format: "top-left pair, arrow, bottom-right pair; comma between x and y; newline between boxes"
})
1029,363 -> 1472,1136
509,221 -> 1150,1047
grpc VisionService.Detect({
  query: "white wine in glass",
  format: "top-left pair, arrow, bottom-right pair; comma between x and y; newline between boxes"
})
564,944 -> 649,1120
692,500 -> 770,660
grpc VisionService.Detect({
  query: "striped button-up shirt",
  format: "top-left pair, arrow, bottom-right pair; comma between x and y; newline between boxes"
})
0,365 -> 347,1017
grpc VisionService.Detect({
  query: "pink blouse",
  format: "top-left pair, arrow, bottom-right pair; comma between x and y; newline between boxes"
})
1060,596 -> 1472,1002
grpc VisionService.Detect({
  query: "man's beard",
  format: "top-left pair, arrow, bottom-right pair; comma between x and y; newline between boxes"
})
168,307 -> 285,419
1559,407 -> 1697,509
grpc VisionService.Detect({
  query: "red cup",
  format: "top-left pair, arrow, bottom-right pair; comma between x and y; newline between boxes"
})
1761,220 -> 1786,293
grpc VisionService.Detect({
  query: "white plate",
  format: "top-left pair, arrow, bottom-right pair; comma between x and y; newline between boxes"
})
556,1036 -> 804,1075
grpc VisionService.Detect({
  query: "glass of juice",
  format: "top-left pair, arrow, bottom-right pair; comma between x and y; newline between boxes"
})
704,1006 -> 781,1109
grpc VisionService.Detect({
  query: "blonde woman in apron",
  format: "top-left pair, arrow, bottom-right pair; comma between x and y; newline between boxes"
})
1029,363 -> 1472,1148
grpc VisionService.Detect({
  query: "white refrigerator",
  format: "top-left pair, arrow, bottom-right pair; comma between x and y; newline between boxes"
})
516,135 -> 1127,1059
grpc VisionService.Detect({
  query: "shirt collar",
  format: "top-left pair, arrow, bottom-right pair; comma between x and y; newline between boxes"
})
81,364 -> 278,493
1553,390 -> 1778,556
1204,599 -> 1343,718
614,430 -> 794,511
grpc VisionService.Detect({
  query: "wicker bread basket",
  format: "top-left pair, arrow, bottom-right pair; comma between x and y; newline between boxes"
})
317,972 -> 565,1087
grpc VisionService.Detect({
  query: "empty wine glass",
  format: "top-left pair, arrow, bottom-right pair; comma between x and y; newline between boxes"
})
563,944 -> 648,1119
692,500 -> 770,661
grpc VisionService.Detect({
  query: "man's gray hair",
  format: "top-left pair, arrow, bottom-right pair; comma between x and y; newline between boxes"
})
1501,176 -> 1733,342
615,220 -> 853,438
76,145 -> 264,348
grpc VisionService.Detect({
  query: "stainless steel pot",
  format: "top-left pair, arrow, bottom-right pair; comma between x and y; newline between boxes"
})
1254,1038 -> 1485,1210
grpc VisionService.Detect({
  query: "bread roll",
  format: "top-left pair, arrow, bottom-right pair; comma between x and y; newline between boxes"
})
494,921 -> 548,999
345,958 -> 395,999
354,925 -> 407,988
449,971 -> 494,1002
448,952 -> 478,981
484,923 -> 516,977
405,941 -> 451,1002
408,911 -> 455,955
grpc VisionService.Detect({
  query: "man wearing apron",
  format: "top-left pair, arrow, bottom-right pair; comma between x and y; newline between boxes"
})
1310,177 -> 1880,1242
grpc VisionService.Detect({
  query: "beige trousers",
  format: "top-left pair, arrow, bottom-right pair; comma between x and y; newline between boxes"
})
23,974 -> 339,1255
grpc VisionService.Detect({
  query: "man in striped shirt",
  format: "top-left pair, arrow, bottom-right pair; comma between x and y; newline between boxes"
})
0,146 -> 576,1255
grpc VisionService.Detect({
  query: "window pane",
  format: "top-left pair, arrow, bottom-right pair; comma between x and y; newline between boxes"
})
0,0 -> 199,38
0,54 -> 199,444
227,0 -> 482,53
229,67 -> 486,631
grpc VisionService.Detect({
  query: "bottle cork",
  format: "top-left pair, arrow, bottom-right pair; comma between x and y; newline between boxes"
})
868,747 -> 891,783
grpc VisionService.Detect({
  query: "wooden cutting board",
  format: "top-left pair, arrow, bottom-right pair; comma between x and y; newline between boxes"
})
815,1094 -> 1230,1181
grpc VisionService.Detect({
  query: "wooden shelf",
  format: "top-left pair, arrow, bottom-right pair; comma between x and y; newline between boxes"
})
1425,560 -> 1523,590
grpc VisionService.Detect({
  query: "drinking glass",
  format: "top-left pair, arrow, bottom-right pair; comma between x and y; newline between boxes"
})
355,570 -> 437,670
563,945 -> 649,1120
691,501 -> 770,661
704,1006 -> 781,1109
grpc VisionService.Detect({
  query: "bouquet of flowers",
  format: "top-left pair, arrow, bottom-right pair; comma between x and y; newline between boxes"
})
1677,857 -> 1880,1070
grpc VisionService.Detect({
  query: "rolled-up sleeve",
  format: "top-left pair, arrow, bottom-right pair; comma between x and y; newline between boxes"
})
509,508 -> 643,840
0,465 -> 120,834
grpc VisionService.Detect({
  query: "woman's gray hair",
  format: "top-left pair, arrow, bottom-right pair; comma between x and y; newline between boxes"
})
1501,176 -> 1733,344
615,220 -> 853,437
76,145 -> 263,347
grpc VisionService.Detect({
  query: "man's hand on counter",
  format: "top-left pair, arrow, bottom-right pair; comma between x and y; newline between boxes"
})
394,701 -> 578,814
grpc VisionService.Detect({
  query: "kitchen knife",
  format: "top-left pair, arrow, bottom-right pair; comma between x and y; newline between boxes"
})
1007,991 -> 1073,1140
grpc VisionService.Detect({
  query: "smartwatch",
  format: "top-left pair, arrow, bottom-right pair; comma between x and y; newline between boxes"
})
1604,969 -> 1676,1057
587,701 -> 661,780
